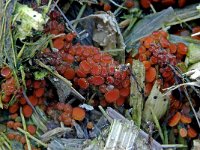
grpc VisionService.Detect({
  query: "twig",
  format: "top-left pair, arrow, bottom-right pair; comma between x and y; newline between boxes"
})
161,144 -> 187,148
100,48 -> 124,53
166,14 -> 200,28
9,28 -> 17,68
0,94 -> 3,109
191,31 -> 200,37
163,82 -> 200,96
73,4 -> 86,29
17,127 -> 48,147
20,107 -> 32,150
166,65 -> 200,128
169,65 -> 200,98
31,113 -> 47,132
113,2 -> 125,16
22,89 -> 48,132
35,59 -> 85,100
52,33 -> 66,39
89,93 -> 96,102
108,0 -> 126,9
183,87 -> 200,128
22,89 -> 38,114
35,59 -> 71,86
98,105 -> 112,123
67,97 -> 77,104
49,0 -> 59,12
150,4 -> 156,14
54,1 -> 79,37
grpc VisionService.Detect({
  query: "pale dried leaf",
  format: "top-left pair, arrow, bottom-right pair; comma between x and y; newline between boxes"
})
143,81 -> 169,122
74,12 -> 126,63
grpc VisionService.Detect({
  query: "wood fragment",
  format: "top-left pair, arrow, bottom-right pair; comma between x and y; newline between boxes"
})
105,107 -> 163,150
41,127 -> 72,142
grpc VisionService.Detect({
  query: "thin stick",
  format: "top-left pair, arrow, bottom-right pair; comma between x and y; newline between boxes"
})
73,4 -> 86,29
166,15 -> 200,27
100,48 -> 124,53
17,127 -> 48,147
150,4 -> 156,13
167,65 -> 200,128
54,2 -> 79,37
22,89 -> 38,114
163,82 -> 200,96
35,59 -> 85,100
98,105 -> 113,123
49,0 -> 59,12
162,144 -> 187,148
191,31 -> 200,37
183,87 -> 200,128
35,59 -> 72,86
52,33 -> 66,39
9,28 -> 17,68
109,0 -> 126,9
20,107 -> 32,150
0,94 -> 3,109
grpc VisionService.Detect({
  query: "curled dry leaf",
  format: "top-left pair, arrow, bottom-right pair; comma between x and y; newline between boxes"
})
73,12 -> 126,63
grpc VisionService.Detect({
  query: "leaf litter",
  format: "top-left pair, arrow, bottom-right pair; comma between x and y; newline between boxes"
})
0,0 -> 200,150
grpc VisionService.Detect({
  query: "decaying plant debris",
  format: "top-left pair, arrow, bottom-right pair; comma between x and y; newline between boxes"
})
0,0 -> 200,150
